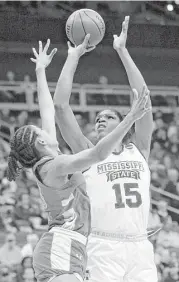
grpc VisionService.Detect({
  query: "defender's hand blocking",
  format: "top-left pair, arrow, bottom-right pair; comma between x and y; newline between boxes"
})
113,16 -> 129,51
130,85 -> 151,121
67,34 -> 95,58
31,39 -> 57,70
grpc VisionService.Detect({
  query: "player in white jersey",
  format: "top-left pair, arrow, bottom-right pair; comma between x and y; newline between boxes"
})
54,16 -> 157,282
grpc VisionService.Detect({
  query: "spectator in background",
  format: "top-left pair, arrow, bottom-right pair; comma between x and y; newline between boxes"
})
0,169 -> 8,189
165,169 -> 179,213
6,71 -> 15,85
157,200 -> 172,225
154,128 -> 167,148
0,265 -> 12,282
98,75 -> 108,86
150,141 -> 166,161
0,233 -> 22,267
15,111 -> 28,130
0,178 -> 16,207
1,206 -> 19,233
155,244 -> 171,271
14,193 -> 36,232
19,75 -> 36,107
21,234 -> 39,259
154,116 -> 166,131
156,223 -> 176,249
0,109 -> 11,123
0,137 -> 10,159
163,267 -> 179,282
167,124 -> 179,156
148,208 -> 161,230
17,256 -> 34,282
22,267 -> 36,282
21,256 -> 33,269
151,171 -> 162,189
163,154 -> 173,170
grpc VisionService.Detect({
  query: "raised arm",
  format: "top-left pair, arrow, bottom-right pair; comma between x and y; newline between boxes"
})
53,35 -> 95,153
113,16 -> 153,161
49,88 -> 150,176
31,39 -> 58,142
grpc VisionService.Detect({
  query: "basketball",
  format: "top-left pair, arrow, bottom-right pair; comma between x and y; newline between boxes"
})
66,9 -> 105,47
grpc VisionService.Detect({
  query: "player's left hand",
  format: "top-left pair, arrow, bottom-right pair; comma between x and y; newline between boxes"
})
68,34 -> 95,58
113,16 -> 129,51
31,39 -> 57,69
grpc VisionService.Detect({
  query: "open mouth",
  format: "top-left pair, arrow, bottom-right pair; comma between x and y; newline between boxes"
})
98,124 -> 106,130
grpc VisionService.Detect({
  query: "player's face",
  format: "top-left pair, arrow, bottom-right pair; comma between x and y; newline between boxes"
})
95,110 -> 121,140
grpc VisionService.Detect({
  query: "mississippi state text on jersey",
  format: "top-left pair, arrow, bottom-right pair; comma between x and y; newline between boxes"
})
84,143 -> 150,235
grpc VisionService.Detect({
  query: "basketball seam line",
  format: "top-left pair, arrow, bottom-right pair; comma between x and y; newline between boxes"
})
83,11 -> 102,36
79,12 -> 89,45
71,12 -> 77,46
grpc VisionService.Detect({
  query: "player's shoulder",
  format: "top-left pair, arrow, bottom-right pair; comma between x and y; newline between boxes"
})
126,142 -> 149,167
125,142 -> 145,157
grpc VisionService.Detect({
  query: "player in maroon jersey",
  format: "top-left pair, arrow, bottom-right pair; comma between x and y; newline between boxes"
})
7,38 -> 150,282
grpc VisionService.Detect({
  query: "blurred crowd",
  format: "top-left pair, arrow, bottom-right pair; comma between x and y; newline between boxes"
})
0,1 -> 119,18
0,232 -> 38,282
0,79 -> 179,281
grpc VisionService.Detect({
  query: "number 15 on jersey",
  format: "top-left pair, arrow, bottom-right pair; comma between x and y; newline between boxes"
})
112,183 -> 142,209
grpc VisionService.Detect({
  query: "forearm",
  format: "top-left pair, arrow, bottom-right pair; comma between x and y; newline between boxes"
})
96,113 -> 135,160
53,53 -> 79,108
36,67 -> 55,115
117,48 -> 149,103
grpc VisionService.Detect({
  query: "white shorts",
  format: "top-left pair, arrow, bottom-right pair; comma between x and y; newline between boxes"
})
86,234 -> 158,282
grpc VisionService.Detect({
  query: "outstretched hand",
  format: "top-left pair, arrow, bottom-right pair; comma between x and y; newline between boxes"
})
130,85 -> 151,121
68,34 -> 95,58
113,16 -> 129,51
31,39 -> 57,70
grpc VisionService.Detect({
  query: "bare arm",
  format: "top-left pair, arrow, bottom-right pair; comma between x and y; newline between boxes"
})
31,39 -> 58,141
113,17 -> 153,161
54,35 -> 95,153
49,92 -> 149,176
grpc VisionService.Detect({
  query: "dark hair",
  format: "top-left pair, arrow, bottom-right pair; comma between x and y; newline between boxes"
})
7,125 -> 39,182
97,109 -> 123,122
110,109 -> 124,122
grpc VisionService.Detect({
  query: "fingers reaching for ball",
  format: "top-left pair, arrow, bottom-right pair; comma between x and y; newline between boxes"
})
30,39 -> 57,69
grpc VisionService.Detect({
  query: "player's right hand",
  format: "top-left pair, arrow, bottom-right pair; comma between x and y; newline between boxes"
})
130,85 -> 152,121
30,39 -> 57,70
67,34 -> 95,58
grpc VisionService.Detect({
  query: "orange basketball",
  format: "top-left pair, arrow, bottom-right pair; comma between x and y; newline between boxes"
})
66,9 -> 105,47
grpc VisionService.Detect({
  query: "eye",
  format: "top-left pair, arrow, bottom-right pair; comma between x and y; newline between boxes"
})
95,118 -> 99,123
108,116 -> 115,119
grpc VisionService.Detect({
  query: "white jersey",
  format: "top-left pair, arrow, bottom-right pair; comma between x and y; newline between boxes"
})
84,143 -> 151,235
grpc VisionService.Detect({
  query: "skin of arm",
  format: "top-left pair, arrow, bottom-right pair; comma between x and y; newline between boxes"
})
113,16 -> 153,161
31,39 -> 58,142
49,88 -> 150,177
54,35 -> 94,153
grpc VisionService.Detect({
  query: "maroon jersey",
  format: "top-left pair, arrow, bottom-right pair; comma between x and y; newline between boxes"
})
33,156 -> 91,238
